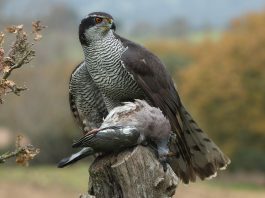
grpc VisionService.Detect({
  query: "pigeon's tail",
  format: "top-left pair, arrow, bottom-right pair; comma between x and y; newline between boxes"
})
169,105 -> 230,184
57,147 -> 94,168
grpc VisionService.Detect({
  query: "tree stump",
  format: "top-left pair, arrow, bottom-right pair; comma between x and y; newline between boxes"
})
83,145 -> 178,198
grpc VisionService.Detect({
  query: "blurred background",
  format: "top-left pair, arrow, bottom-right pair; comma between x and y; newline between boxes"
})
0,0 -> 265,197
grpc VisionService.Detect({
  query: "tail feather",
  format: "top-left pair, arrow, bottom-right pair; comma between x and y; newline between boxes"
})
168,106 -> 230,183
179,106 -> 230,181
168,133 -> 196,184
57,147 -> 94,168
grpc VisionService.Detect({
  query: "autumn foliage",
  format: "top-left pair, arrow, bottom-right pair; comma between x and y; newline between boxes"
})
178,12 -> 265,171
146,11 -> 265,172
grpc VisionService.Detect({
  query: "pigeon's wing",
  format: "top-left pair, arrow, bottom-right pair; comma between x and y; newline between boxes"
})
118,36 -> 230,183
69,61 -> 108,133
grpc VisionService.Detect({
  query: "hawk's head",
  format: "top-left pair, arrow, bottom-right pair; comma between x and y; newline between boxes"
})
79,12 -> 116,45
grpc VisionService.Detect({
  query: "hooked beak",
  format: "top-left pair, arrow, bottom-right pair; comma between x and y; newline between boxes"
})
103,18 -> 113,25
101,18 -> 113,30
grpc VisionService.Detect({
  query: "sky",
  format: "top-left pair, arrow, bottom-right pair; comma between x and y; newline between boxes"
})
1,0 -> 265,30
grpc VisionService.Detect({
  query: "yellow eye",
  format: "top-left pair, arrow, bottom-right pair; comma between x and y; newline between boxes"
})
95,17 -> 103,24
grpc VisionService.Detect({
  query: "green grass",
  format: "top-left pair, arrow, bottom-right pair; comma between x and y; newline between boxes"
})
1,165 -> 265,193
0,164 -> 89,191
206,180 -> 265,191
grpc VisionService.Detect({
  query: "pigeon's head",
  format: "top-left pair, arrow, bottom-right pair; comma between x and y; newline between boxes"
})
79,12 -> 116,45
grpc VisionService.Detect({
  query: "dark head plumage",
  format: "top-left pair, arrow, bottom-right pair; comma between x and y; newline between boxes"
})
79,12 -> 116,45
88,12 -> 113,19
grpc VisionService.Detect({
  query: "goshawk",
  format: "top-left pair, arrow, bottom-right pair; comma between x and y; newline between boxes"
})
67,12 -> 230,183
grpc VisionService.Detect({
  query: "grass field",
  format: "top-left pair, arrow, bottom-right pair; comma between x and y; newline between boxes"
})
0,165 -> 265,198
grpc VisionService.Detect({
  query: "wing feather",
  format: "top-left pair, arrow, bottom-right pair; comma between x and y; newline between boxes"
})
119,35 -> 229,183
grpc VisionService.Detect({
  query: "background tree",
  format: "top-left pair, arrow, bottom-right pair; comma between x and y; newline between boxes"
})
179,12 -> 265,171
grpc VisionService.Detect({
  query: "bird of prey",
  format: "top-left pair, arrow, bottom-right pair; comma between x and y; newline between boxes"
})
58,100 -> 171,168
67,12 -> 230,183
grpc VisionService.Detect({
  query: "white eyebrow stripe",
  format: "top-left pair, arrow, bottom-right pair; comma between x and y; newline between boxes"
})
88,15 -> 108,18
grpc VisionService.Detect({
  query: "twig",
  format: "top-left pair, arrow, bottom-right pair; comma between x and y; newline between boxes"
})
2,50 -> 34,80
0,135 -> 40,166
0,147 -> 25,163
6,84 -> 27,95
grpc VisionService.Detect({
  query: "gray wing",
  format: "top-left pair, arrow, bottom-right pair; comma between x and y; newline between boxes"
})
118,35 -> 230,183
69,61 -> 108,133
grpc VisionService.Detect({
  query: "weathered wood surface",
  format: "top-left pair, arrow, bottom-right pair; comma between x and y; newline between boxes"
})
82,145 -> 178,198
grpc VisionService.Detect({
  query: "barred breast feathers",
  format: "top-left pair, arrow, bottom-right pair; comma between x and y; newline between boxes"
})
69,62 -> 108,133
82,31 -> 144,104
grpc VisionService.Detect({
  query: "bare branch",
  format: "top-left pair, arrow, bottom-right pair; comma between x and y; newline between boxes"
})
0,22 -> 45,103
2,49 -> 34,80
0,135 -> 40,166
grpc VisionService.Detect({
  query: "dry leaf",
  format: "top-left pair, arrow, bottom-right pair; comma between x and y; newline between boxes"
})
3,66 -> 11,73
0,47 -> 4,59
16,145 -> 40,166
16,134 -> 23,148
32,21 -> 46,41
33,33 -> 42,41
15,135 -> 40,166
16,25 -> 24,30
5,26 -> 16,33
5,25 -> 23,34
0,47 -> 4,72
32,21 -> 46,32
0,32 -> 4,46
3,57 -> 14,67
